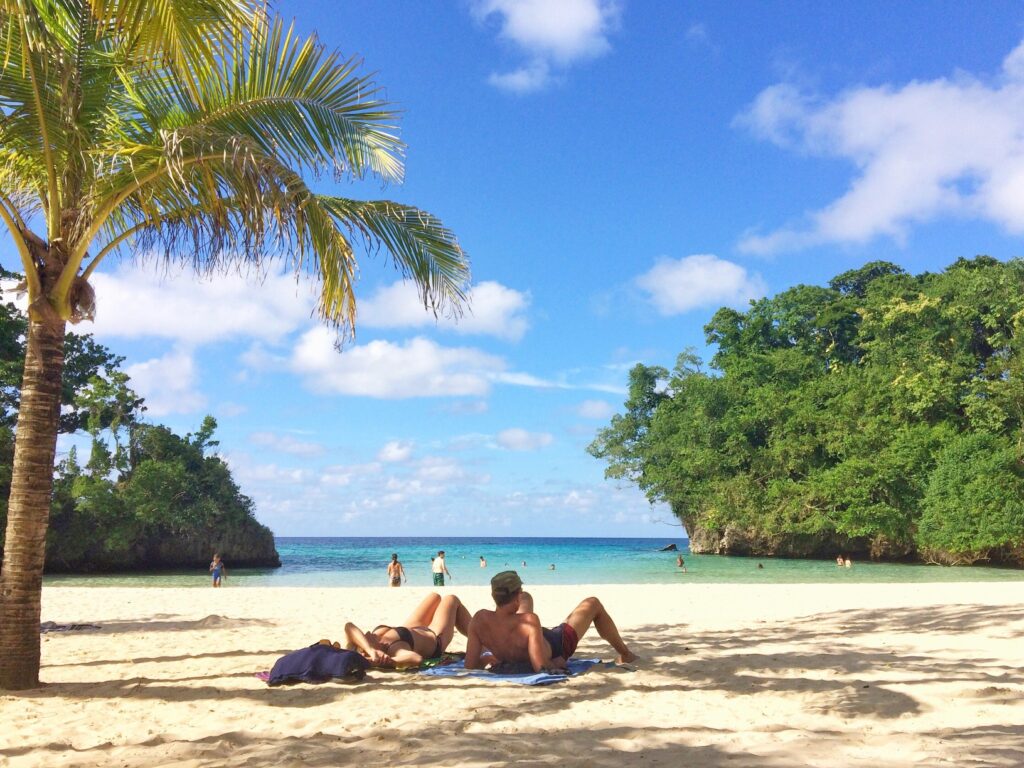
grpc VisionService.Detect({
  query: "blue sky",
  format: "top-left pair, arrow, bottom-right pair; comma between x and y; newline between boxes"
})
7,1 -> 1024,537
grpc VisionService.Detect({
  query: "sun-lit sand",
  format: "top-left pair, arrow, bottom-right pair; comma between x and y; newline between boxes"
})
2,582 -> 1023,767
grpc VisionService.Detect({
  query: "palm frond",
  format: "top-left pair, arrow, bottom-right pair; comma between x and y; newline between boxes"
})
319,197 -> 469,318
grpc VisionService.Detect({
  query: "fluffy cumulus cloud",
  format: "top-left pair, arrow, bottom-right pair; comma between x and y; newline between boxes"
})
377,440 -> 414,463
89,263 -> 316,344
125,349 -> 206,416
358,280 -> 530,341
290,329 -> 508,398
472,0 -> 619,93
496,427 -> 554,451
635,254 -> 766,316
736,39 -> 1024,254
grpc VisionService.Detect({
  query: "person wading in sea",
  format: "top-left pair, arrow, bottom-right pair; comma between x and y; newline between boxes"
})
432,550 -> 452,586
387,553 -> 407,587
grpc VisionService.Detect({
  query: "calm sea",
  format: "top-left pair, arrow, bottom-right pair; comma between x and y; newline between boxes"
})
42,536 -> 1024,587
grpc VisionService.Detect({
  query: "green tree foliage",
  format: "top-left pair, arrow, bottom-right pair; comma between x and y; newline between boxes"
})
0,301 -> 275,571
590,257 -> 1024,565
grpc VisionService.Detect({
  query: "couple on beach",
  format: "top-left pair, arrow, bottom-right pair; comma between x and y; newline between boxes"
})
345,570 -> 635,672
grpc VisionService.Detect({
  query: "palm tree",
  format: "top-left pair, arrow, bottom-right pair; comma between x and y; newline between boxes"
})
0,0 -> 469,689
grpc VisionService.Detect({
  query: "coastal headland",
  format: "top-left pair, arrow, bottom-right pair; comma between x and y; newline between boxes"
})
2,582 -> 1022,767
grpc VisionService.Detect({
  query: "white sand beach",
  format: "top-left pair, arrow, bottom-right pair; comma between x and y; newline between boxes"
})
2,582 -> 1023,767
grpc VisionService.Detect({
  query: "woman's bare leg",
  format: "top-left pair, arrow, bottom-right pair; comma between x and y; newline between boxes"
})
403,592 -> 442,627
427,595 -> 470,651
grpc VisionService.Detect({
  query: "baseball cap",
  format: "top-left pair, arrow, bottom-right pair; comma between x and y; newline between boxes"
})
490,570 -> 523,599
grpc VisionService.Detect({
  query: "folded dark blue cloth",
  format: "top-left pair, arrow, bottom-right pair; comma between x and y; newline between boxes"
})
267,643 -> 369,685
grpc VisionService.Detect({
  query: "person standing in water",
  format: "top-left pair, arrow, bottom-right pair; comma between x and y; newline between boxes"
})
209,553 -> 226,587
432,550 -> 452,586
676,554 -> 687,572
387,553 -> 406,587
480,556 -> 487,568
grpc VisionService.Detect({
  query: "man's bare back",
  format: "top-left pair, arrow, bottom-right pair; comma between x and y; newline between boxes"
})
465,607 -> 554,671
466,571 -> 637,673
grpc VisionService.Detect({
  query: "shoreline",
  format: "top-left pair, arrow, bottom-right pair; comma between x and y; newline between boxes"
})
3,582 -> 1022,767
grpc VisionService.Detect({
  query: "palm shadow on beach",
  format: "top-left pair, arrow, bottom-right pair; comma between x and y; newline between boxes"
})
7,603 -> 1024,767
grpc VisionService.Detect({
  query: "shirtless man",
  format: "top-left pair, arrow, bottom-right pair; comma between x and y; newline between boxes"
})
465,571 -> 636,672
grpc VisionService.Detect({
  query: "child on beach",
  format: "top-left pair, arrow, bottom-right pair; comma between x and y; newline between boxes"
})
209,554 -> 226,587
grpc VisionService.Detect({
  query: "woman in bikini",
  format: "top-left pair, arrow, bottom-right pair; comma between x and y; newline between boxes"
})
344,592 -> 471,667
386,553 -> 406,587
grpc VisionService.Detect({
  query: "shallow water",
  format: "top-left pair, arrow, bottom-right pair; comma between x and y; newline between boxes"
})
41,536 -> 1024,588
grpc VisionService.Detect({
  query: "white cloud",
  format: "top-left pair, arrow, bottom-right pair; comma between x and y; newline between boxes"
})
359,280 -> 530,341
488,62 -> 552,94
736,39 -> 1024,253
89,263 -> 315,345
226,454 -> 317,486
378,440 -> 414,463
441,400 -> 490,415
291,329 -> 507,399
496,428 -> 554,451
249,431 -> 324,457
577,399 -> 615,420
635,254 -> 766,315
473,0 -> 619,92
320,462 -> 382,487
125,349 -> 206,416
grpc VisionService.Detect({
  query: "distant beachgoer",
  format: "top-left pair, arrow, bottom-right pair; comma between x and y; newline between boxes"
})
345,592 -> 470,668
836,555 -> 844,567
209,553 -> 226,587
521,560 -> 527,567
466,571 -> 636,672
480,556 -> 487,568
757,563 -> 764,570
432,550 -> 452,586
844,558 -> 852,568
387,553 -> 406,587
549,563 -> 555,570
676,554 -> 687,572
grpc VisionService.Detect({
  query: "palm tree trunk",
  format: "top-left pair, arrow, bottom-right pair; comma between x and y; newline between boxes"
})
0,316 -> 66,690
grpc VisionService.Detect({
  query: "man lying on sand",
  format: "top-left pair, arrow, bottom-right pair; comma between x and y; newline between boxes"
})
465,570 -> 637,672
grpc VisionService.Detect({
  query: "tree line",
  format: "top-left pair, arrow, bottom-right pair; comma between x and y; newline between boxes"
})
589,257 -> 1024,566
0,285 -> 279,571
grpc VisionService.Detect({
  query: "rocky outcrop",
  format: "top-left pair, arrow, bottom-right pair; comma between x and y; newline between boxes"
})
42,518 -> 280,573
144,518 -> 281,569
687,522 -> 891,561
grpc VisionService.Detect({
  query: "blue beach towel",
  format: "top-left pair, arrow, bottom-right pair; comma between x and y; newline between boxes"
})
419,657 -> 602,686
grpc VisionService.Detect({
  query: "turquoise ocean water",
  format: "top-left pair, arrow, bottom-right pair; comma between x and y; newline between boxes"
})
42,536 -> 1024,587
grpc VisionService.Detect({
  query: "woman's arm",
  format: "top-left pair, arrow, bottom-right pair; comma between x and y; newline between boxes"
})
344,622 -> 391,666
388,647 -> 423,667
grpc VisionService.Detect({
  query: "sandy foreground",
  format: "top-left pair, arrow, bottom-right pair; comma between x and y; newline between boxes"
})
2,582 -> 1023,767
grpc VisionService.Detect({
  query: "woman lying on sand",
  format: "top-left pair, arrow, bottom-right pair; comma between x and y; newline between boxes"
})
344,592 -> 471,667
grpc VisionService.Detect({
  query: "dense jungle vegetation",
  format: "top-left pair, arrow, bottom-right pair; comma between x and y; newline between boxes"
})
589,257 -> 1024,566
0,286 -> 279,571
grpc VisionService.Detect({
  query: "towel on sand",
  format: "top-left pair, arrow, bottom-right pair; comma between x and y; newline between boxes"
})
265,643 -> 369,685
419,657 -> 602,685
